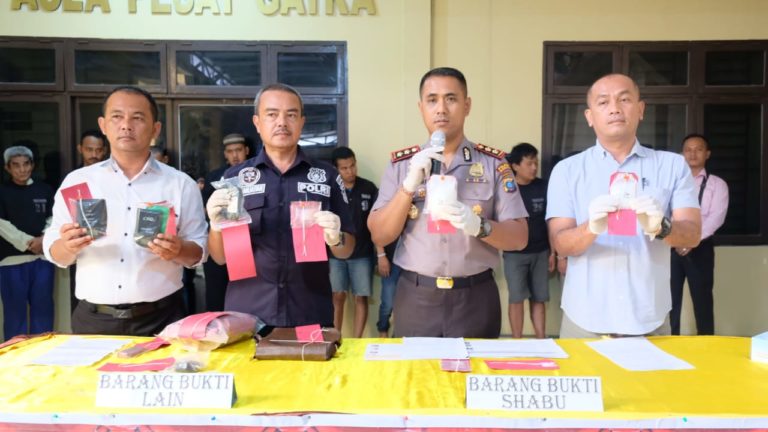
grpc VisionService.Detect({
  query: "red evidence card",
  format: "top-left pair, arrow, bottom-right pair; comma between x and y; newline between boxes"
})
60,182 -> 93,221
295,324 -> 324,342
221,223 -> 257,281
98,357 -> 175,372
427,215 -> 457,234
441,358 -> 472,372
607,209 -> 637,236
292,225 -> 328,263
485,359 -> 560,370
165,206 -> 177,236
608,172 -> 639,236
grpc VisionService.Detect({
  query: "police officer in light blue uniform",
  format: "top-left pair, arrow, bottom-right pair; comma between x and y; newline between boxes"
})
369,67 -> 529,338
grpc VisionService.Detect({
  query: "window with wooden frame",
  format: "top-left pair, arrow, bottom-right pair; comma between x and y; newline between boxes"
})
0,38 -> 347,187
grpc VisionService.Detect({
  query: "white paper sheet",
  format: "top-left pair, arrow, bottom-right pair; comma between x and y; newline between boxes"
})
365,338 -> 469,361
466,338 -> 569,359
586,337 -> 694,371
28,337 -> 128,367
402,337 -> 468,359
364,343 -> 403,361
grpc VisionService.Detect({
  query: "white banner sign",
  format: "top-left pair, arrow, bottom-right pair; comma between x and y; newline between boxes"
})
466,375 -> 603,412
96,372 -> 235,409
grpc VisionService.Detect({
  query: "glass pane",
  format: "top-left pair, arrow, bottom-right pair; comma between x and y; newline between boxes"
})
636,104 -> 687,150
550,103 -> 686,164
278,52 -> 338,88
78,102 -> 103,136
301,104 -> 337,147
550,103 -> 591,164
178,105 -> 260,181
176,51 -> 261,86
0,101 -> 61,188
705,51 -> 764,86
0,47 -> 56,83
553,52 -> 612,87
74,50 -> 161,86
703,104 -> 761,236
629,51 -> 688,86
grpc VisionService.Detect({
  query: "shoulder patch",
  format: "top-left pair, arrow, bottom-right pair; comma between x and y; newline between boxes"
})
503,177 -> 518,193
391,146 -> 421,163
496,162 -> 513,179
475,143 -> 506,160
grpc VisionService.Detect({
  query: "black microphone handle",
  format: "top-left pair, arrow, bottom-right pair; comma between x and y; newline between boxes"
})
430,158 -> 442,176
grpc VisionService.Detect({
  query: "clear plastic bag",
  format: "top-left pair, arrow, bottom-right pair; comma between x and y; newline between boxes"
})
158,311 -> 266,352
289,201 -> 321,228
171,351 -> 209,373
211,178 -> 252,230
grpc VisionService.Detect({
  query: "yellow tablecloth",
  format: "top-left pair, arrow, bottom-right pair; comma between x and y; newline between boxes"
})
1,335 -> 767,428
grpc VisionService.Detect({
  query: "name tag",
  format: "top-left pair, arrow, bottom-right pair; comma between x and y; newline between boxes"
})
466,374 -> 603,412
95,372 -> 236,409
242,184 -> 266,196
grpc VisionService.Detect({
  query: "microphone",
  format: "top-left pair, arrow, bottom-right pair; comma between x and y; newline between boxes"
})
429,130 -> 446,176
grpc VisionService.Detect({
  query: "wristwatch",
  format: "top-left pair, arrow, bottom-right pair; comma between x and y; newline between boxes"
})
476,217 -> 492,239
655,217 -> 672,240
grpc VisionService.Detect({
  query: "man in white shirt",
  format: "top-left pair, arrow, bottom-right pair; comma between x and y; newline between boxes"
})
43,86 -> 208,336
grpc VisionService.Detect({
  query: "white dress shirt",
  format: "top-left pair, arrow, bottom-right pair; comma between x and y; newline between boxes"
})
43,157 -> 208,305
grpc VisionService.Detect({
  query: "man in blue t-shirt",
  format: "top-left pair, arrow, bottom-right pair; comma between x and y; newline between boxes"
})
503,143 -> 564,338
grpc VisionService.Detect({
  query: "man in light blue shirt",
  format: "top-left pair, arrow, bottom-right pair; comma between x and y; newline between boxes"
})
547,74 -> 701,337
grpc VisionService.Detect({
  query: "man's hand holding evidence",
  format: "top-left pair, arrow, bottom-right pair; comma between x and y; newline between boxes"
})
433,201 -> 482,237
630,195 -> 664,239
58,223 -> 93,255
206,188 -> 231,231
148,233 -> 183,261
402,146 -> 444,193
587,194 -> 620,235
314,211 -> 342,246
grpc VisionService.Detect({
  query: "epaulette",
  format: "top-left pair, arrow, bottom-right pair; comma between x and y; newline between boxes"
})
391,146 -> 421,163
474,143 -> 506,160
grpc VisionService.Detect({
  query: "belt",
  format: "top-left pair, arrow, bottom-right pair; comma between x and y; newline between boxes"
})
82,291 -> 180,319
401,269 -> 493,290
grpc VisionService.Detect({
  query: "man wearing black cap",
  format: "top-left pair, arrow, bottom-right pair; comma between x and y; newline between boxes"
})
201,133 -> 250,311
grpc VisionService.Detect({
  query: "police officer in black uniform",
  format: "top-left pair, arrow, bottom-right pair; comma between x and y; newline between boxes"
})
206,84 -> 355,328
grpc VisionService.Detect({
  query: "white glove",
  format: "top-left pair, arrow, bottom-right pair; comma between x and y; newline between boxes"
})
433,201 -> 481,237
314,211 -> 342,246
402,146 -> 445,193
587,194 -> 620,235
630,195 -> 665,238
206,188 -> 232,231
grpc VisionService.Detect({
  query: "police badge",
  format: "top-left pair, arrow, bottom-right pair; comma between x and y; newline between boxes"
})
308,168 -> 327,183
